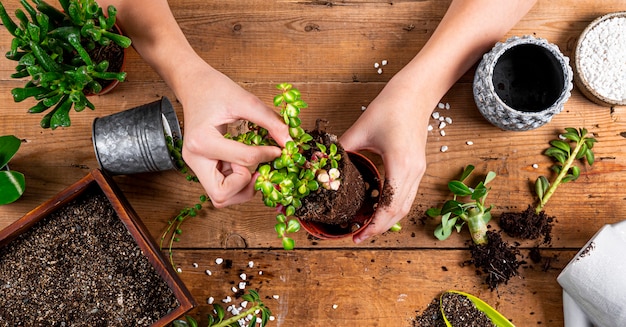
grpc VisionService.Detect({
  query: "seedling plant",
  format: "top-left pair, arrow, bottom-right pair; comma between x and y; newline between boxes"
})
173,290 -> 272,327
534,127 -> 596,213
427,165 -> 496,245
0,135 -> 26,205
0,0 -> 131,129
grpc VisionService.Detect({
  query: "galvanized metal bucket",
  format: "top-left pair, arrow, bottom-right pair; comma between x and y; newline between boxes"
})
92,97 -> 181,175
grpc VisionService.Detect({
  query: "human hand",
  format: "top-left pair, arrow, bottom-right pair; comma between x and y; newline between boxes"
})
176,65 -> 291,208
340,78 -> 433,243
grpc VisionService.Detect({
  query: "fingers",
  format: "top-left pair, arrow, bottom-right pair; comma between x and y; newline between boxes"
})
353,155 -> 426,244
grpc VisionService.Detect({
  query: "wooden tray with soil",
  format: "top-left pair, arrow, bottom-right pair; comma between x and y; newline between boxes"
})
0,169 -> 195,326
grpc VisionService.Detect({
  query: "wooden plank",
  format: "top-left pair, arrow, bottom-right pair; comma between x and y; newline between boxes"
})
171,249 -> 571,326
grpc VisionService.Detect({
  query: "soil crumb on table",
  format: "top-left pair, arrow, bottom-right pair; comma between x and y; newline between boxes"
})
0,187 -> 179,326
414,292 -> 497,327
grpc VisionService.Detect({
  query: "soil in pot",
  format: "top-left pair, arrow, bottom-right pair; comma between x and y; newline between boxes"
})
414,292 -> 496,327
466,231 -> 522,290
0,185 -> 179,326
296,129 -> 367,226
499,205 -> 554,244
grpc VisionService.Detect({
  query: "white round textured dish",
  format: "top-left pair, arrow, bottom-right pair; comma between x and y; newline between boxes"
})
574,11 -> 626,107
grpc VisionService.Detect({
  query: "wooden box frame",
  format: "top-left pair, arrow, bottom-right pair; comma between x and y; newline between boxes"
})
0,169 -> 196,326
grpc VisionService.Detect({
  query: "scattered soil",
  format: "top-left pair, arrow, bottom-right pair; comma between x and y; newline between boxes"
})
468,231 -> 522,290
296,129 -> 366,225
414,292 -> 496,327
499,205 -> 554,244
0,186 -> 179,326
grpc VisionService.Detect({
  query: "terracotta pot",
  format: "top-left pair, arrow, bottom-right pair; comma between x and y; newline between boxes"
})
0,169 -> 196,325
298,151 -> 381,239
473,35 -> 573,131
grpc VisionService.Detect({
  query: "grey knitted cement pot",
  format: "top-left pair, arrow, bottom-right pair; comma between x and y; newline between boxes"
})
92,97 -> 181,175
473,35 -> 573,131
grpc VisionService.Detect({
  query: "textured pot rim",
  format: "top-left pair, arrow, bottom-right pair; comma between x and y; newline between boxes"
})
481,35 -> 574,117
574,11 -> 626,107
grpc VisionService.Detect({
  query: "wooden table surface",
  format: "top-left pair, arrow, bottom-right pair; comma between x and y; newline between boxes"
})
2,0 -> 626,326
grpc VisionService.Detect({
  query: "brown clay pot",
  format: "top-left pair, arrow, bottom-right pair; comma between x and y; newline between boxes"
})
298,151 -> 381,240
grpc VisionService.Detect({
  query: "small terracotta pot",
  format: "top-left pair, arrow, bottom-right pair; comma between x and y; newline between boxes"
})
298,151 -> 381,240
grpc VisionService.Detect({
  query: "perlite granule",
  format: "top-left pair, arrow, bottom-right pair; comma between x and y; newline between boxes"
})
578,16 -> 626,103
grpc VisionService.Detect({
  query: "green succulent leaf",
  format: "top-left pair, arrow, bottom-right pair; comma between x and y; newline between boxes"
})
549,140 -> 571,154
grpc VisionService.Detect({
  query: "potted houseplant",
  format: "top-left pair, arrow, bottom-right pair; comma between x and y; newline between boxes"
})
0,169 -> 196,325
499,127 -> 596,242
0,135 -> 26,205
426,165 -> 522,290
228,83 -> 381,249
0,0 -> 131,129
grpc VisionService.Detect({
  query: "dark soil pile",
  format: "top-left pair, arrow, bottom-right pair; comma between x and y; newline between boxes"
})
0,187 -> 179,326
499,205 -> 554,244
296,130 -> 366,225
468,231 -> 522,290
414,292 -> 496,327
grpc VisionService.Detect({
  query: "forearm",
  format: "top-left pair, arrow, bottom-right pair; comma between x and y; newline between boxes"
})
96,0 -> 211,101
394,0 -> 538,106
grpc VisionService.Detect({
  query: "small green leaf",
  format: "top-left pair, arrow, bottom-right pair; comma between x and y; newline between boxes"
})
425,207 -> 441,217
535,176 -> 549,200
549,140 -> 571,154
459,165 -> 475,182
585,149 -> 595,166
0,170 -> 26,205
448,181 -> 472,196
441,290 -> 515,327
282,237 -> 295,250
286,219 -> 300,233
484,171 -> 496,185
0,135 -> 21,168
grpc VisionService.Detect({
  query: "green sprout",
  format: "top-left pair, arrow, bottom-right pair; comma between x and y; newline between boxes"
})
534,127 -> 596,214
426,165 -> 496,245
173,290 -> 272,327
0,0 -> 132,129
0,135 -> 26,205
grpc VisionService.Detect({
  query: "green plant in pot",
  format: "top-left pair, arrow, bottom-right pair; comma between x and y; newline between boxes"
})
161,83 -> 382,263
228,83 -> 380,250
0,135 -> 26,205
0,0 -> 131,129
426,165 -> 521,290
